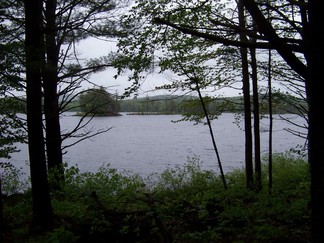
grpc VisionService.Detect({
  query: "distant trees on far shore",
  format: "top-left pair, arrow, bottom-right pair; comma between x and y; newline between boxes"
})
117,93 -> 307,115
2,92 -> 306,116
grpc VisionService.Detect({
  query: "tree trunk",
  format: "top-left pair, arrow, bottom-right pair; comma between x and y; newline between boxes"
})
307,1 -> 324,241
241,0 -> 324,240
250,45 -> 262,191
24,0 -> 53,229
43,0 -> 64,186
268,49 -> 273,194
238,0 -> 254,189
194,79 -> 227,190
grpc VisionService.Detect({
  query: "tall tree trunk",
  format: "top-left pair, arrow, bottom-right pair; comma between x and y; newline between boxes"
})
250,45 -> 262,191
43,0 -> 64,186
268,49 -> 273,194
307,1 -> 324,241
24,0 -> 53,229
238,0 -> 254,189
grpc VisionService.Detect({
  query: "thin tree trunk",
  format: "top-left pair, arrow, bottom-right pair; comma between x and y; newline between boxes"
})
268,49 -> 273,194
43,0 -> 64,186
24,0 -> 53,229
250,45 -> 262,191
194,79 -> 227,190
238,0 -> 254,189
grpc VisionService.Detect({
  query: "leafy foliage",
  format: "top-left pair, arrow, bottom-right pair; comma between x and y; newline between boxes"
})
113,0 -> 241,98
113,0 -> 308,139
1,154 -> 310,242
0,98 -> 26,159
0,163 -> 29,195
0,6 -> 26,159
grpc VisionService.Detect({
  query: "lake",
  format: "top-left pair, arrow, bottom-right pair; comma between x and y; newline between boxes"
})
8,112 -> 307,178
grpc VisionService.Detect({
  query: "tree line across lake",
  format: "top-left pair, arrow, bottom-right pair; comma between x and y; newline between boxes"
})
3,89 -> 306,116
66,87 -> 307,116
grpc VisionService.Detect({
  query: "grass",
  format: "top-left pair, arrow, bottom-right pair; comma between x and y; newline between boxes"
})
1,153 -> 311,242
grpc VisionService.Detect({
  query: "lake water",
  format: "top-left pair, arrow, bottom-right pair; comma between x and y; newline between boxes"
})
8,112 -> 307,178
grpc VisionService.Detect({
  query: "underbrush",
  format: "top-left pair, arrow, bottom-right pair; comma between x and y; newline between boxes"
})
1,154 -> 311,242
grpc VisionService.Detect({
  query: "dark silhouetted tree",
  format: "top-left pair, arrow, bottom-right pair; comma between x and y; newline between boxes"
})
24,0 -> 53,229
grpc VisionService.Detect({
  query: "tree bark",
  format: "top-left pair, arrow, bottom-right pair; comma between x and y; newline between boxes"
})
241,0 -> 324,240
24,0 -> 53,229
238,0 -> 254,189
307,0 -> 324,241
268,49 -> 273,194
43,0 -> 64,186
250,45 -> 262,191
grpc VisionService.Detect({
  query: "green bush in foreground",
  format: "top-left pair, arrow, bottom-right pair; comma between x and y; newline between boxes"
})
2,154 -> 310,242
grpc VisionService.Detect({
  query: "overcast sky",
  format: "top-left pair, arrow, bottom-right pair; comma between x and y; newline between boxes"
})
75,36 -> 243,98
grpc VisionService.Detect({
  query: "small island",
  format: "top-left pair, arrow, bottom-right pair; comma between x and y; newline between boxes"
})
77,87 -> 121,117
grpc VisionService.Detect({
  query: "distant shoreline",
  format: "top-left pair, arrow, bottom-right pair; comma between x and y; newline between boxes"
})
126,112 -> 179,115
74,112 -> 122,117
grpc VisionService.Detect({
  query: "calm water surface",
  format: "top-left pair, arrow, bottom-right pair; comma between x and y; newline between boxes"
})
11,112 -> 306,177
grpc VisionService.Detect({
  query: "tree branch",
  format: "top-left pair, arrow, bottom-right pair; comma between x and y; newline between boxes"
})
241,0 -> 307,79
153,17 -> 304,53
